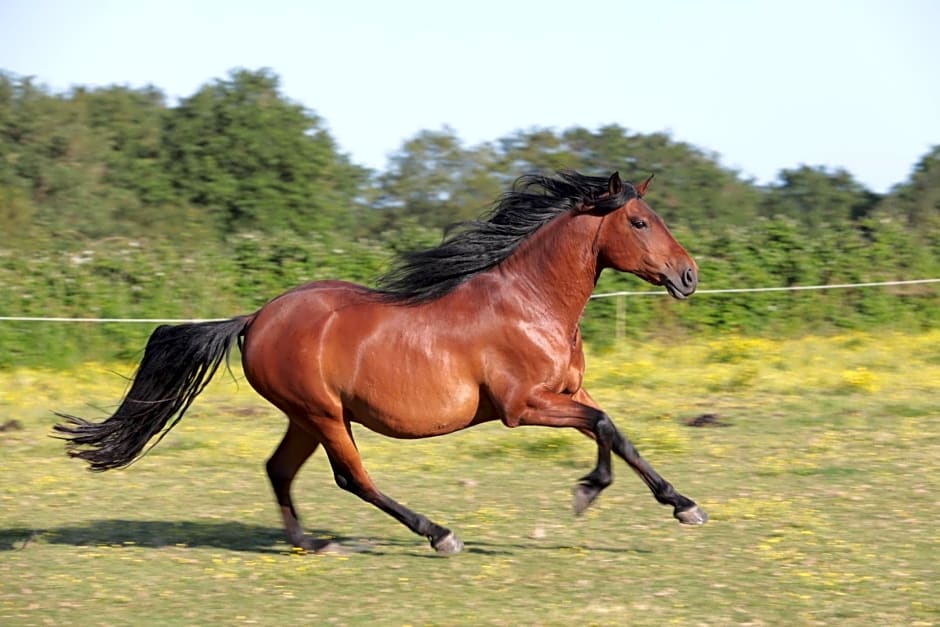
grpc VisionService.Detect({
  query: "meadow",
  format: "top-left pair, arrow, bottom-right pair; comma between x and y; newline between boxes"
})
1,331 -> 939,625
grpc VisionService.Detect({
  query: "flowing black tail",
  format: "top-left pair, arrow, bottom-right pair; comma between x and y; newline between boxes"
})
54,316 -> 252,471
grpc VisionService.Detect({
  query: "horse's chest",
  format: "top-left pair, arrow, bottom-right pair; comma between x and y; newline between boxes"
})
513,325 -> 586,394
523,325 -> 586,394
562,327 -> 586,394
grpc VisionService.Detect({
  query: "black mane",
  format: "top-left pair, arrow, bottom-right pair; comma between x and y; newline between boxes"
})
376,170 -> 636,304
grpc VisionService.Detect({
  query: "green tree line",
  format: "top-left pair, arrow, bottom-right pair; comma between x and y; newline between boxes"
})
1,68 -> 938,367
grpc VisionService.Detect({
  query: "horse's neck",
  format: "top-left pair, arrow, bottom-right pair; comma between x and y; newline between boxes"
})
493,212 -> 601,328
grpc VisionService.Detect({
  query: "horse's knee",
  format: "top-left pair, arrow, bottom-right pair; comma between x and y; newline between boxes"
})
594,413 -> 617,442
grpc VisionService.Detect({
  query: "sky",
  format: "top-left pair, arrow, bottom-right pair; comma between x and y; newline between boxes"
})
1,0 -> 938,192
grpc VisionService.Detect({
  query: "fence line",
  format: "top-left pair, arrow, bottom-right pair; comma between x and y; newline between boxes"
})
0,278 -> 938,324
590,277 -> 940,299
0,316 -> 226,324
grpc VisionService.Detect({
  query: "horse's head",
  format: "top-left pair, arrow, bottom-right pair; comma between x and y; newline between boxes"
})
590,172 -> 697,299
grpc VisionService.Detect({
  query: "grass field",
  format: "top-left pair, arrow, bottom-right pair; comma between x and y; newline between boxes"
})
2,331 -> 939,625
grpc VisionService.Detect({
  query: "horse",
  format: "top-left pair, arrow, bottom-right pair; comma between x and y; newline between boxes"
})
55,170 -> 706,555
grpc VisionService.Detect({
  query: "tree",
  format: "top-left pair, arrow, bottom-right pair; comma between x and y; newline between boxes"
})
162,68 -> 366,235
375,124 -> 765,234
375,127 -> 502,230
763,166 -> 879,227
493,125 -> 762,228
0,72 -> 121,240
81,84 -> 173,207
877,145 -> 940,230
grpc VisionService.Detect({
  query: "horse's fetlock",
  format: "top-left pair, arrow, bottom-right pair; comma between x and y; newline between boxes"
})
333,472 -> 350,491
581,469 -> 612,489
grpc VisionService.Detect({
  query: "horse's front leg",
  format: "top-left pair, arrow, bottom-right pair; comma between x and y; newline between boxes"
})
510,389 -> 707,525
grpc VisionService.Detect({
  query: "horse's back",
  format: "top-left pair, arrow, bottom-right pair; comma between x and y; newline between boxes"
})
241,280 -> 490,436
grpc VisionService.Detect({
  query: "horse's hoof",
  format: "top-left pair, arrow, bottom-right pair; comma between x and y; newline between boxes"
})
294,538 -> 346,554
432,532 -> 464,555
572,483 -> 600,516
312,540 -> 347,554
675,504 -> 709,525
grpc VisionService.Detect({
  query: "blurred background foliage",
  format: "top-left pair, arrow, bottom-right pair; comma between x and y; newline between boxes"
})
1,68 -> 939,367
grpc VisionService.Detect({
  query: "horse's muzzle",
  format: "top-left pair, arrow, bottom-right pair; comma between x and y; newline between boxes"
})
664,266 -> 697,300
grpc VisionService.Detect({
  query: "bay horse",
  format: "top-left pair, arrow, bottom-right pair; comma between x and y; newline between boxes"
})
55,170 -> 707,554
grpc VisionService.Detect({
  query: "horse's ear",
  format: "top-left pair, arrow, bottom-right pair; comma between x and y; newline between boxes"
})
607,171 -> 623,197
635,173 -> 655,198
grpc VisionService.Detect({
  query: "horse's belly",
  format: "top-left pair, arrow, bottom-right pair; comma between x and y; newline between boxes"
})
343,379 -> 486,439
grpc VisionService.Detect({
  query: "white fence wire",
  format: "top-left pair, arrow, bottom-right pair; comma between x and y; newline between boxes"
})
0,278 -> 938,324
590,277 -> 940,299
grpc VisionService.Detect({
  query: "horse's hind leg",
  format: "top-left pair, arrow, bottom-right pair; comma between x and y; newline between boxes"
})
266,421 -> 330,551
316,417 -> 463,555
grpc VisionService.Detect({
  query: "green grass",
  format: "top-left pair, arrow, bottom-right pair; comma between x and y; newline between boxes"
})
2,332 -> 939,625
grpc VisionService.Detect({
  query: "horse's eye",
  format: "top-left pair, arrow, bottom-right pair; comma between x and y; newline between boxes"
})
630,218 -> 649,230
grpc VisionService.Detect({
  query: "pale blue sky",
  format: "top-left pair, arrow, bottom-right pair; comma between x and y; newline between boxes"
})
2,0 -> 938,192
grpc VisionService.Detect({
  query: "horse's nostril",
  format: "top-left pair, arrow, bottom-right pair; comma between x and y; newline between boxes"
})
683,267 -> 696,288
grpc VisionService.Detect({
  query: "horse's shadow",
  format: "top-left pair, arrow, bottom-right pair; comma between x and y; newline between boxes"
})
0,519 -> 648,557
0,520 -> 379,554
